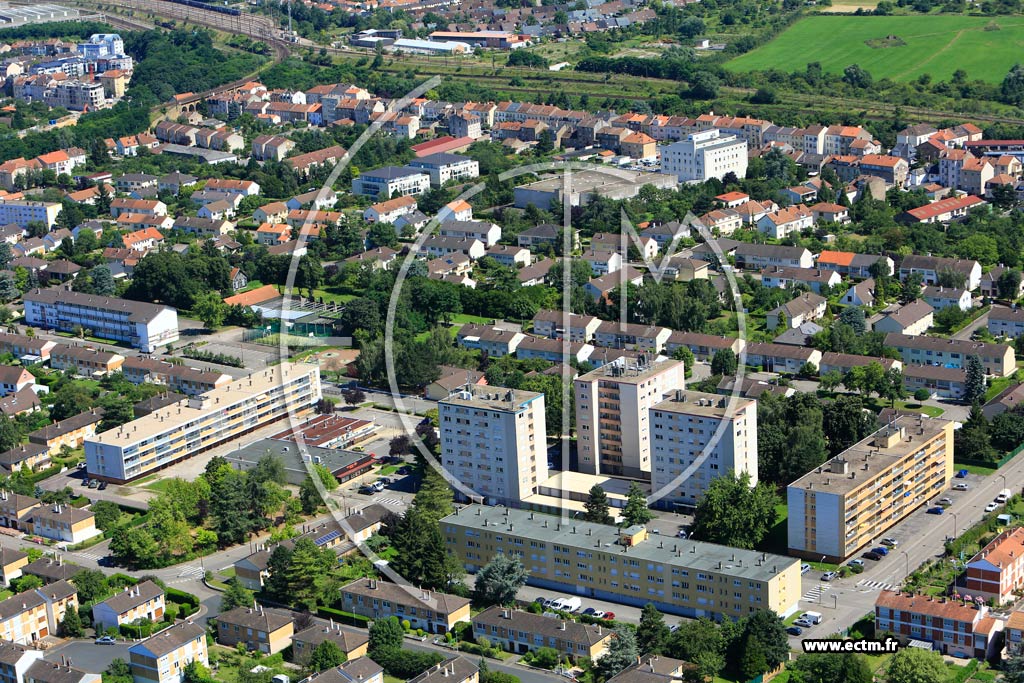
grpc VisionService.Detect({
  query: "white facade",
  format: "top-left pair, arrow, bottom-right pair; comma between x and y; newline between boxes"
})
408,154 -> 480,187
439,387 -> 547,506
650,390 -> 758,508
352,167 -> 430,197
661,130 -> 748,182
23,289 -> 178,353
0,202 -> 61,229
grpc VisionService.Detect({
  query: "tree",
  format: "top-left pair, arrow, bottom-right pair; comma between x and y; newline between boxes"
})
583,485 -> 614,525
596,628 -> 638,681
472,554 -> 528,607
1002,63 -> 1024,106
667,618 -> 725,679
389,507 -> 463,591
880,368 -> 907,408
842,63 -> 873,88
104,659 -> 133,683
183,662 -> 212,683
636,603 -> 669,656
299,475 -> 323,514
886,648 -> 951,683
711,349 -> 737,376
965,355 -> 985,405
11,575 -> 41,592
788,653 -> 873,683
220,578 -> 255,612
838,306 -> 866,335
71,569 -> 109,603
0,273 -> 17,303
691,471 -> 779,549
737,635 -> 767,681
671,345 -> 694,378
60,605 -> 84,637
342,388 -> 366,408
192,291 -> 228,330
900,272 -> 923,304
621,482 -> 653,528
822,396 -> 878,455
368,616 -> 405,659
1002,644 -> 1024,683
998,269 -> 1023,301
740,610 -> 789,672
820,369 -> 843,393
308,640 -> 347,672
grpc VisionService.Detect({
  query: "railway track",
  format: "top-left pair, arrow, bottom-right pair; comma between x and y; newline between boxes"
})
76,0 -> 1024,127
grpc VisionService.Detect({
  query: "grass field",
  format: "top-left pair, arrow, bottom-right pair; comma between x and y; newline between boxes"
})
725,15 -> 1024,83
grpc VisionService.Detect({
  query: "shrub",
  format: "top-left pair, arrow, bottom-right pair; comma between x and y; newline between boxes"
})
913,388 -> 931,401
402,620 -> 411,631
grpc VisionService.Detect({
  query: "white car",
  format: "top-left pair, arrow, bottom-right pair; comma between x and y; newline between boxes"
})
849,559 -> 865,568
800,563 -> 811,574
821,571 -> 838,581
953,482 -> 969,491
881,538 -> 899,547
985,502 -> 1000,513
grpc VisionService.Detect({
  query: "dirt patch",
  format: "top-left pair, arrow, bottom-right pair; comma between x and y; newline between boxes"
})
865,34 -> 907,48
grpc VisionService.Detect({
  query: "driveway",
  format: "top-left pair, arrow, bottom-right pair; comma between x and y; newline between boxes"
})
45,640 -> 133,673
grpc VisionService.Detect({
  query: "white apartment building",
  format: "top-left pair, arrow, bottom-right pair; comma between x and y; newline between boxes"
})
85,364 -> 321,483
0,202 -> 61,229
408,153 -> 480,187
649,390 -> 758,509
575,357 -> 686,479
23,289 -> 178,353
661,130 -> 748,182
352,166 -> 431,197
439,386 -> 547,506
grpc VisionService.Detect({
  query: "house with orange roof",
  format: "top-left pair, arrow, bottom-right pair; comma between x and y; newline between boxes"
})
964,527 -> 1024,603
620,132 -> 656,160
256,223 -> 291,246
756,204 -> 812,239
985,174 -> 1018,199
364,195 -> 417,224
286,210 -> 341,229
203,178 -> 260,197
439,199 -> 473,224
253,202 -> 289,225
808,202 -> 849,225
816,250 -> 892,279
960,156 -> 994,196
875,590 -> 1002,659
66,184 -> 114,206
714,191 -> 748,208
34,150 -> 73,176
109,198 -> 167,219
0,158 -> 40,191
121,228 -> 164,252
115,213 -> 173,232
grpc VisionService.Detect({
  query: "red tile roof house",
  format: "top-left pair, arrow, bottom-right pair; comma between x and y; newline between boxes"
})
875,590 -> 1003,660
964,527 -> 1024,604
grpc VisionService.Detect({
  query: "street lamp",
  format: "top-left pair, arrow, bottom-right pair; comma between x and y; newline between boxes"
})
1000,474 -> 1007,492
901,551 -> 910,579
951,512 -> 959,537
832,595 -> 838,610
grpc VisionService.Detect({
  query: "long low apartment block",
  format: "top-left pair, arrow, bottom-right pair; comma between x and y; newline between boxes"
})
442,505 -> 800,621
84,364 -> 321,482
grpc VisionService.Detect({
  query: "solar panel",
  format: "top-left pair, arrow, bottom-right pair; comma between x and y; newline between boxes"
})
315,530 -> 342,546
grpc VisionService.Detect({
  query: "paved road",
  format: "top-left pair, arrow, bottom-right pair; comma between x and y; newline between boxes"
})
952,310 -> 990,341
793,452 -> 1024,642
45,641 -> 132,673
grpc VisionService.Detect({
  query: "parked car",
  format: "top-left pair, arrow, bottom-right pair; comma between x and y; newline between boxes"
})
786,626 -> 803,636
359,485 -> 375,495
821,571 -> 838,581
880,538 -> 899,547
98,481 -> 107,490
88,479 -> 99,489
985,502 -> 1000,512
871,547 -> 889,556
936,497 -> 953,507
581,607 -> 597,616
590,610 -> 607,619
397,466 -> 411,475
95,635 -> 116,644
793,619 -> 813,629
926,506 -> 945,515
602,612 -> 615,620
81,478 -> 91,487
953,482 -> 969,491
849,559 -> 865,568
677,529 -> 688,539
955,469 -> 969,478
800,563 -> 811,574
863,551 -> 884,561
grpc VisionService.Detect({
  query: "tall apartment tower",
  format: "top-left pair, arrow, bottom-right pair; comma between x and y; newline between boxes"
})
574,357 -> 686,479
661,129 -> 748,182
439,385 -> 547,506
649,389 -> 758,509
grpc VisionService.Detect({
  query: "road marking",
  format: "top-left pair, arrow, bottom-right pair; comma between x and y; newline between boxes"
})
177,565 -> 205,579
856,579 -> 899,591
802,585 -> 828,602
373,496 -> 404,507
74,551 -> 105,561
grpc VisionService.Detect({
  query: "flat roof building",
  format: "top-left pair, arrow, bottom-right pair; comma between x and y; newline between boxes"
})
439,385 -> 546,506
443,505 -> 801,620
575,357 -> 685,478
649,390 -> 758,509
788,414 -> 954,562
85,364 -> 321,483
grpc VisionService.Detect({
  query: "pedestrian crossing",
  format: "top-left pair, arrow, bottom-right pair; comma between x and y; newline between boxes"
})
176,565 -> 205,579
857,579 -> 899,591
74,550 -> 106,561
802,585 -> 828,603
373,496 -> 404,508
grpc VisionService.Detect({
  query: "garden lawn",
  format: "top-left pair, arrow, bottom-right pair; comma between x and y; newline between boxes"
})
725,15 -> 1024,83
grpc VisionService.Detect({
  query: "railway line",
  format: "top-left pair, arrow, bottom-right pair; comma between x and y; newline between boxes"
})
72,0 -> 1024,127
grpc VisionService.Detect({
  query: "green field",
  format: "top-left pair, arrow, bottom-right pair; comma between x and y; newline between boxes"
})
725,15 -> 1024,83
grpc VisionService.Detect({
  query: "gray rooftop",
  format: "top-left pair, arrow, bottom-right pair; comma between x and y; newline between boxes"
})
442,505 -> 798,582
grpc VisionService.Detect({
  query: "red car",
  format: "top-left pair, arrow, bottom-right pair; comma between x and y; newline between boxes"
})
602,612 -> 615,620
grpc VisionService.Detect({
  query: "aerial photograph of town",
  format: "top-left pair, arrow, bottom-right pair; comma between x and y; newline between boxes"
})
2,0 -> 1024,681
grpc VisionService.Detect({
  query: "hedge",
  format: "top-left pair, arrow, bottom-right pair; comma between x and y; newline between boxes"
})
166,587 -> 200,616
316,606 -> 370,627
